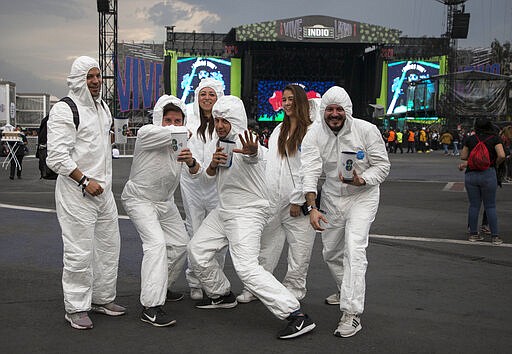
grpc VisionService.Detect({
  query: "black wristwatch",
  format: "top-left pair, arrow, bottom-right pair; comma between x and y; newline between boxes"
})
187,158 -> 197,169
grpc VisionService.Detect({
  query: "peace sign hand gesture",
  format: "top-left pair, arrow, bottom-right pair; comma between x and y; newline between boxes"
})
233,130 -> 259,156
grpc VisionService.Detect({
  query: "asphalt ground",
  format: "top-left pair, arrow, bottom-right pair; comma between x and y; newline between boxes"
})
0,150 -> 511,353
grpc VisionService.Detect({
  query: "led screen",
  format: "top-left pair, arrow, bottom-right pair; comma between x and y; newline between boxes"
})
386,60 -> 439,115
257,80 -> 335,122
177,57 -> 232,104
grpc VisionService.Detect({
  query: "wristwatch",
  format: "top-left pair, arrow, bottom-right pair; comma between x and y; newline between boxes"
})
306,205 -> 318,213
187,158 -> 197,169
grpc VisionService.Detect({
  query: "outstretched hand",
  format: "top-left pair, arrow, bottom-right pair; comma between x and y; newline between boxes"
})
233,130 -> 259,156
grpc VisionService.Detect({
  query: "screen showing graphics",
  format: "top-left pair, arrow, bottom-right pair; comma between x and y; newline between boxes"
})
257,80 -> 335,122
387,60 -> 439,115
177,57 -> 231,104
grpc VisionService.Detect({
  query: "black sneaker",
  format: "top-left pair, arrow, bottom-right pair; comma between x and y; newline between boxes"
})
140,306 -> 176,327
166,290 -> 184,302
277,313 -> 316,339
195,291 -> 238,309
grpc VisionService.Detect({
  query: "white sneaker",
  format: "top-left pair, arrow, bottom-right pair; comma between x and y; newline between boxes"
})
236,289 -> 258,303
334,313 -> 362,338
190,288 -> 203,300
325,293 -> 340,305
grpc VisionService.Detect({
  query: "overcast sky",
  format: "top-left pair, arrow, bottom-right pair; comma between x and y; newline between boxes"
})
0,0 -> 510,98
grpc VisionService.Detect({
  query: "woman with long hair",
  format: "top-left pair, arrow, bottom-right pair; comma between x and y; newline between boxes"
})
237,84 -> 316,303
180,78 -> 226,300
459,118 -> 506,245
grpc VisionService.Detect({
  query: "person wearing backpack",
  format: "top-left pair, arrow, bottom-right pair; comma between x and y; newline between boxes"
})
459,118 -> 506,245
46,56 -> 125,329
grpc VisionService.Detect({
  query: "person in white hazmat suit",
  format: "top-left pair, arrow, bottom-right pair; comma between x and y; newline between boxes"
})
121,95 -> 200,327
180,78 -> 227,300
47,56 -> 125,330
187,95 -> 316,339
236,84 -> 316,304
301,86 -> 390,338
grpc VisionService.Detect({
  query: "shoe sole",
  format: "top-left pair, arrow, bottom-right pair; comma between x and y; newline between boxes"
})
166,294 -> 185,302
195,301 -> 238,309
65,314 -> 93,330
91,306 -> 126,316
140,317 -> 176,327
468,238 -> 484,242
278,323 -> 316,339
236,296 -> 258,304
334,324 -> 362,338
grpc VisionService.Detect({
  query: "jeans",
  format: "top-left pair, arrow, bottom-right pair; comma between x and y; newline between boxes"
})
442,143 -> 450,154
464,168 -> 498,236
453,140 -> 459,155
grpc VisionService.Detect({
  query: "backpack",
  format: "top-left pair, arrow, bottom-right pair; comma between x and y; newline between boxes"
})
467,135 -> 492,171
37,97 -> 79,179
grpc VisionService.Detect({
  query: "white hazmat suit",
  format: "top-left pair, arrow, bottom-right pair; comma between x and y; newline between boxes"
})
121,95 -> 191,307
258,123 -> 316,300
179,78 -> 226,290
47,56 -> 120,314
301,86 -> 390,315
188,96 -> 301,320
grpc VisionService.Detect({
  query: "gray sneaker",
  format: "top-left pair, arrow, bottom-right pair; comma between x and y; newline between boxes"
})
480,225 -> 491,235
492,236 -> 503,245
190,288 -> 203,300
236,289 -> 258,303
65,311 -> 93,330
334,313 -> 362,338
468,234 -> 484,242
91,302 -> 126,316
325,293 -> 340,305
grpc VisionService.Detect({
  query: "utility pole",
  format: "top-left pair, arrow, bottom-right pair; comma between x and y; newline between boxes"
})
436,0 -> 469,126
97,0 -> 118,117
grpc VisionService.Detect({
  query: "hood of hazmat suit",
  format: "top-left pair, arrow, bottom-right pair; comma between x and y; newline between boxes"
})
122,95 -> 191,202
47,55 -> 113,189
187,78 -> 225,134
206,95 -> 269,212
301,86 -> 390,200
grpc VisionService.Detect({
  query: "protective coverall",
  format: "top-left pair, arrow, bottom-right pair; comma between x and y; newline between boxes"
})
180,78 -> 226,290
47,56 -> 120,313
258,123 -> 316,300
187,96 -> 300,320
301,86 -> 390,315
121,95 -> 192,308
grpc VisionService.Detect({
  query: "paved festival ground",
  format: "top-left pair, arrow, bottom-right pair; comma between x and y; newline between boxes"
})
1,151 -> 511,353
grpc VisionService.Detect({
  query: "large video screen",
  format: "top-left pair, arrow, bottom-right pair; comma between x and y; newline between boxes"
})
386,60 -> 439,115
177,57 -> 232,104
257,80 -> 335,122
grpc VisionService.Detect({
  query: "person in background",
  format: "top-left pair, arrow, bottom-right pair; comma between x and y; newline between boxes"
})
500,125 -> 512,182
459,118 -> 505,245
387,128 -> 396,153
394,128 -> 403,154
406,128 -> 415,153
8,126 -> 28,180
47,56 -> 125,330
301,86 -> 390,338
440,130 -> 453,155
122,95 -> 200,327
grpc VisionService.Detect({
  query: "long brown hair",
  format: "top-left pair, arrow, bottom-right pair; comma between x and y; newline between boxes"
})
197,109 -> 215,143
278,84 -> 311,157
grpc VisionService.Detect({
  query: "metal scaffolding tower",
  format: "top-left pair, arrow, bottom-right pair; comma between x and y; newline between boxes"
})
97,0 -> 118,117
